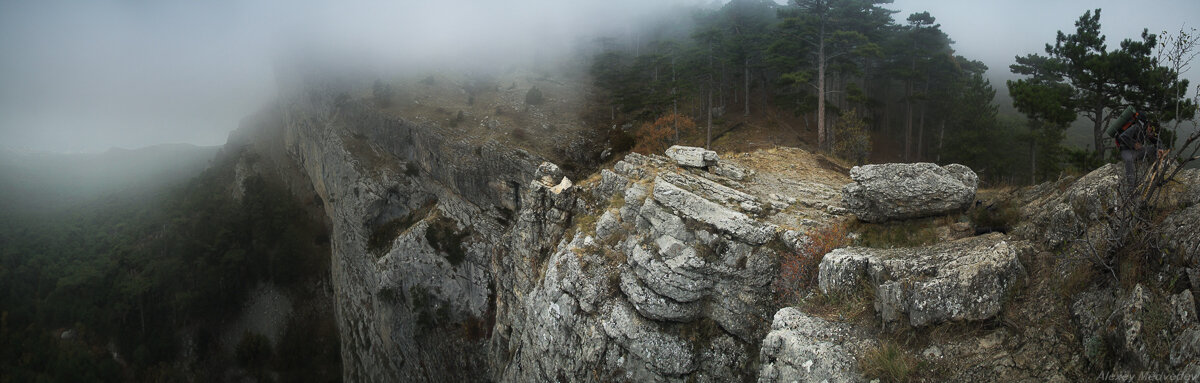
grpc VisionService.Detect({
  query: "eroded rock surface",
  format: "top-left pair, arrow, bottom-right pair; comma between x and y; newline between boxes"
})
757,308 -> 870,383
242,67 -> 1200,383
665,145 -> 718,168
491,146 -> 852,381
818,233 -> 1027,327
841,162 -> 978,223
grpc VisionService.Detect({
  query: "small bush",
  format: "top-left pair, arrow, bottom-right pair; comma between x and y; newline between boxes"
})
512,127 -> 529,141
834,109 -> 872,165
968,199 -> 1020,234
367,201 -> 436,256
633,113 -> 697,154
851,218 -> 942,248
861,341 -> 921,383
609,129 -> 636,154
1060,261 -> 1098,299
773,221 -> 851,305
525,86 -> 545,105
425,216 -> 469,266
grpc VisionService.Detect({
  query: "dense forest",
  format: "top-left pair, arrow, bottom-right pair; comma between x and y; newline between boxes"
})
0,148 -> 339,382
589,0 -> 1197,184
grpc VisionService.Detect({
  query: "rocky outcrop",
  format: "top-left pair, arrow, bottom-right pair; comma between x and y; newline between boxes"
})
651,178 -> 775,245
217,63 -> 1200,383
259,82 -> 841,382
492,146 -> 817,381
818,233 -> 1027,327
1159,169 -> 1200,272
757,308 -> 870,383
665,145 -> 718,168
1014,164 -> 1122,250
1070,284 -> 1200,375
841,162 -> 978,223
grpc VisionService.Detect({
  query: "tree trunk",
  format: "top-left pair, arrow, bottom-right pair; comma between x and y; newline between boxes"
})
917,78 -> 929,160
1092,104 -> 1105,162
1030,132 -> 1037,184
937,119 -> 945,162
816,28 -> 828,151
917,106 -> 925,161
882,83 -> 891,133
707,85 -> 713,148
652,65 -> 658,92
673,57 -> 678,142
708,39 -> 714,149
905,79 -> 913,162
762,74 -> 769,117
744,58 -> 751,117
719,60 -> 726,108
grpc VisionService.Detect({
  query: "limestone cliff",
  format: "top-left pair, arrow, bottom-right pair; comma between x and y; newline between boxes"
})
241,72 -> 852,381
235,71 -> 1200,382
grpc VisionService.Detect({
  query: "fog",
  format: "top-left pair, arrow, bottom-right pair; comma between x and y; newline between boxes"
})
891,0 -> 1200,108
2,0 -> 1198,153
0,0 -> 702,153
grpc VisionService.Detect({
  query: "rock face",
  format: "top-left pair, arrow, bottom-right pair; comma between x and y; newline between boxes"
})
665,145 -> 719,168
1014,164 -> 1122,250
757,308 -> 869,383
264,72 -> 857,381
494,150 -> 796,382
841,162 -> 978,223
818,233 -> 1027,327
236,68 -> 1200,382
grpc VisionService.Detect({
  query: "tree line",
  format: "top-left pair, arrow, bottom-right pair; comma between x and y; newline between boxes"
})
589,0 -> 1196,184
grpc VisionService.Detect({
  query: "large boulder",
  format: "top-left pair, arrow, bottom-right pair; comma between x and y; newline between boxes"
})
841,162 -> 978,223
757,307 -> 868,382
666,145 -> 719,168
818,233 -> 1027,328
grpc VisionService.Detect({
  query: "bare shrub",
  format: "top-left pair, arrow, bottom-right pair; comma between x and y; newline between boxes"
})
633,113 -> 697,154
773,221 -> 851,306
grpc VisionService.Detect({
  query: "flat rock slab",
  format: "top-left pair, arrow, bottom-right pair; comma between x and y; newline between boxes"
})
841,162 -> 978,223
652,177 -> 775,245
818,233 -> 1027,328
666,145 -> 719,168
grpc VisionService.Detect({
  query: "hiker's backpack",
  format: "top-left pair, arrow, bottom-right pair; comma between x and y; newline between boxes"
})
1106,106 -> 1142,147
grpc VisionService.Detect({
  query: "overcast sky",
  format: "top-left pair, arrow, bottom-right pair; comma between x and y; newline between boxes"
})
1,0 -> 1197,152
0,0 -> 692,153
889,0 -> 1200,106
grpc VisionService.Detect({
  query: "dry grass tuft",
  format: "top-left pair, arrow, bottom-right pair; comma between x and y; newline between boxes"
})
860,341 -> 922,383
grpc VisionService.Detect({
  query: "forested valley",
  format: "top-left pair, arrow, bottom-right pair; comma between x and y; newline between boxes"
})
0,146 -> 339,382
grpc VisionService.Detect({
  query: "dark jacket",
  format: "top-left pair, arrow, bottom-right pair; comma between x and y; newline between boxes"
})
1117,121 -> 1158,151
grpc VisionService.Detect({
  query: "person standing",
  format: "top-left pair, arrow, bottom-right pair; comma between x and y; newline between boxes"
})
1115,112 -> 1165,195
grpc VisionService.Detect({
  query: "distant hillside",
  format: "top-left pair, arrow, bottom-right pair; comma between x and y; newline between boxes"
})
0,143 -> 220,216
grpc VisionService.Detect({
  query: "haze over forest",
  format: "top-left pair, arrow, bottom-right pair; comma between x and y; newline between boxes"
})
4,1 -> 1200,381
1,0 -> 1197,153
